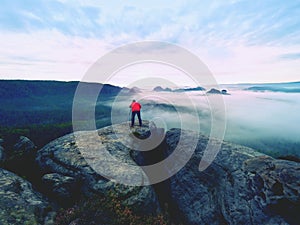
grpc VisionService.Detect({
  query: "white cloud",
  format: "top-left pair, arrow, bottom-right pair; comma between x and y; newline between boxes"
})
197,44 -> 300,83
0,30 -> 113,81
0,1 -> 299,83
0,27 -> 300,84
20,11 -> 44,22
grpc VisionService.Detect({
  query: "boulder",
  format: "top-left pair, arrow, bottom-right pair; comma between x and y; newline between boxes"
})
13,136 -> 36,155
207,88 -> 222,94
36,122 -> 161,215
165,128 -> 300,225
4,136 -> 40,181
42,173 -> 80,204
0,168 -> 52,225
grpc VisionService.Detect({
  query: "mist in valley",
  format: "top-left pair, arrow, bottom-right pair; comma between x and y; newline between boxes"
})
101,87 -> 300,158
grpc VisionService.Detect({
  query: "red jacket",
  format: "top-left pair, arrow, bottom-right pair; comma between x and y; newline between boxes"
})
130,102 -> 141,112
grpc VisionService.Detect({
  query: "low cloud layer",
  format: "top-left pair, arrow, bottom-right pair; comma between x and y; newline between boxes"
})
104,88 -> 300,157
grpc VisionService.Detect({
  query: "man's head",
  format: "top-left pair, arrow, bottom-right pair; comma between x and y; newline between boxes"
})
132,99 -> 136,102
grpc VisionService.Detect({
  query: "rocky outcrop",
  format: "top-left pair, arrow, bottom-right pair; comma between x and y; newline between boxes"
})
221,89 -> 228,94
207,88 -> 221,94
36,122 -> 161,215
122,86 -> 142,95
0,168 -> 52,225
36,123 -> 300,224
2,136 -> 41,184
129,86 -> 142,93
206,88 -> 229,95
174,86 -> 206,92
153,86 -> 172,92
13,136 -> 36,155
153,86 -> 206,92
165,129 -> 300,225
42,173 -> 80,205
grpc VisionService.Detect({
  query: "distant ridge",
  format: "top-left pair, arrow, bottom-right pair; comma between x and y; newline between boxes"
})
0,80 -> 123,127
152,85 -> 205,92
220,81 -> 300,93
243,81 -> 300,93
0,80 -> 122,98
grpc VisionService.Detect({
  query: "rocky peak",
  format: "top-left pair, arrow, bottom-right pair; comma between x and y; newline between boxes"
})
36,121 -> 161,215
35,122 -> 299,224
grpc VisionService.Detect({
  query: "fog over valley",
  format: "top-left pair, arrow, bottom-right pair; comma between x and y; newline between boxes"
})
106,85 -> 300,158
1,80 -> 299,159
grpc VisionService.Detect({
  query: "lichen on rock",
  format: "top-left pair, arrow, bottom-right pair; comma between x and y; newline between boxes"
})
0,168 -> 51,225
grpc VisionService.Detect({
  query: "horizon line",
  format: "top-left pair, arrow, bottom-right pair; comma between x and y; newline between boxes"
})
1,78 -> 299,87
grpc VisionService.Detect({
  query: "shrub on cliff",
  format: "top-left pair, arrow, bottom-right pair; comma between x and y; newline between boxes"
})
55,191 -> 169,225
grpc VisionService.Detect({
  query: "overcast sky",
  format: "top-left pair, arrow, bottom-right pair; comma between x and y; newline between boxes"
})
0,0 -> 300,86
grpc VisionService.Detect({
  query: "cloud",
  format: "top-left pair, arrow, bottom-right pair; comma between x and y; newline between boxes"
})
1,0 -> 299,44
0,0 -> 300,83
108,88 -> 300,157
1,28 -> 300,84
279,53 -> 300,60
0,30 -> 115,80
20,11 -> 44,22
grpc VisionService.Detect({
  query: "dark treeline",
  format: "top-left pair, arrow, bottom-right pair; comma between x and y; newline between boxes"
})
0,80 -> 121,148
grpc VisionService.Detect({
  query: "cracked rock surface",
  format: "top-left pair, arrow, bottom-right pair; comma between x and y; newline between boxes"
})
0,168 -> 51,225
35,122 -> 299,224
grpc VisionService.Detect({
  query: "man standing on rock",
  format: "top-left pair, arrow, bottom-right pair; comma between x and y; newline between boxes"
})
129,99 -> 142,127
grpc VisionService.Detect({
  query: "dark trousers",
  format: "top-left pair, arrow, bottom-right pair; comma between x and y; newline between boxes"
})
131,111 -> 142,126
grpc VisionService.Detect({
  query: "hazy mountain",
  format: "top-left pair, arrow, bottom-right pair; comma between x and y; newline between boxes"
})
153,86 -> 172,92
246,85 -> 300,93
0,80 -> 123,148
0,80 -> 122,99
0,80 -> 122,127
206,88 -> 229,95
174,86 -> 206,92
153,86 -> 205,92
222,81 -> 300,92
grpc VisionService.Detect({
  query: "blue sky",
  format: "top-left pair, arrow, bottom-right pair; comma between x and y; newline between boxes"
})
0,0 -> 300,85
